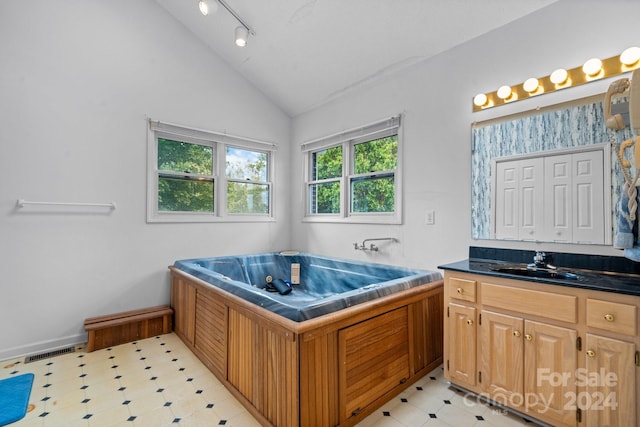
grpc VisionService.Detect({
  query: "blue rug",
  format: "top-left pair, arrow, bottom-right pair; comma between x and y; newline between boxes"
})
0,373 -> 34,426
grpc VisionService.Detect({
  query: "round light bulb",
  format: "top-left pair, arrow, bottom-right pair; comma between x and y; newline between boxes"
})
582,58 -> 602,76
523,78 -> 539,93
473,93 -> 488,107
550,68 -> 568,84
497,85 -> 512,100
620,46 -> 640,66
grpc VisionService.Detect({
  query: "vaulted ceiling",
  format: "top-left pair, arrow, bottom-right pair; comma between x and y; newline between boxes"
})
156,0 -> 559,117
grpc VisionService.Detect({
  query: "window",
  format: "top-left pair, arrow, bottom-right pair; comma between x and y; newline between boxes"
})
225,146 -> 270,215
303,115 -> 402,224
157,137 -> 214,213
147,120 -> 276,222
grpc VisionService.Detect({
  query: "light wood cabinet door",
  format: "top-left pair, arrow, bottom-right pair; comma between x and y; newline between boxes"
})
524,320 -> 577,427
448,303 -> 477,388
584,334 -> 636,427
481,311 -> 524,405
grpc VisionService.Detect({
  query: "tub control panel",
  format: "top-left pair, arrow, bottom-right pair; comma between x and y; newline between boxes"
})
291,263 -> 300,285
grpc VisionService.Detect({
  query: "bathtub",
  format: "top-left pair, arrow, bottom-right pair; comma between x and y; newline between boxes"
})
169,252 -> 444,427
172,251 -> 442,321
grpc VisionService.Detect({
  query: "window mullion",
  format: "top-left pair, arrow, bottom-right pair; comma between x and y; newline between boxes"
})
216,143 -> 226,217
343,140 -> 350,218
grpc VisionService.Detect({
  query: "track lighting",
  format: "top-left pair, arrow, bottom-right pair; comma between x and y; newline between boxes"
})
198,0 -> 217,16
473,46 -> 640,111
198,0 -> 255,47
235,26 -> 248,47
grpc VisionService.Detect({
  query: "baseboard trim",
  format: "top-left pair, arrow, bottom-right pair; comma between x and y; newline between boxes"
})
0,333 -> 87,361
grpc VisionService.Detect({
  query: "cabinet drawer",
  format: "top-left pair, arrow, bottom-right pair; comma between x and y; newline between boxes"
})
586,299 -> 637,336
448,277 -> 476,302
482,283 -> 577,323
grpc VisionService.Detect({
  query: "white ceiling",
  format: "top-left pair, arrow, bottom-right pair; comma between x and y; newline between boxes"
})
156,0 -> 559,117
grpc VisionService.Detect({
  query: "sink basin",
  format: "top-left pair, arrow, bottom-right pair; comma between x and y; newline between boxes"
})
490,266 -> 579,281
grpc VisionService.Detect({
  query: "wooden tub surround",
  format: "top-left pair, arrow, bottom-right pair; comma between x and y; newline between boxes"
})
84,305 -> 173,352
170,267 -> 444,427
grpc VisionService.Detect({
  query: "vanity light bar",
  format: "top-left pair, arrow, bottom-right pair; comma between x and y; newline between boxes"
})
472,47 -> 640,112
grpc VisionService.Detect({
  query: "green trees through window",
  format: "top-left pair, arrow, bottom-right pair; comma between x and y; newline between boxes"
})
156,138 -> 270,215
225,147 -> 269,214
352,136 -> 397,213
311,146 -> 342,214
157,138 -> 214,212
309,135 -> 398,215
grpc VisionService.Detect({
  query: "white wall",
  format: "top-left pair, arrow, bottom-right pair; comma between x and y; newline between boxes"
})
0,0 -> 291,359
3,0 -> 639,360
290,0 -> 640,270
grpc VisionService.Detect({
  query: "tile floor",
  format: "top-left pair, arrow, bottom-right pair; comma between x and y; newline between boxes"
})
1,333 -> 539,427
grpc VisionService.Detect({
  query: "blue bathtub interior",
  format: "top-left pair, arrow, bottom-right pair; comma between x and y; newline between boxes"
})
173,252 -> 442,322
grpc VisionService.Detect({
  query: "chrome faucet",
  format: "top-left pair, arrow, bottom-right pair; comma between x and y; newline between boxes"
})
353,237 -> 398,251
529,251 -> 556,270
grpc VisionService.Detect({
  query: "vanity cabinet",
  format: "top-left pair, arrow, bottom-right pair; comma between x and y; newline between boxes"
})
583,334 -> 635,427
444,271 -> 639,427
446,277 -> 477,388
448,303 -> 477,388
521,320 -> 577,426
583,297 -> 638,427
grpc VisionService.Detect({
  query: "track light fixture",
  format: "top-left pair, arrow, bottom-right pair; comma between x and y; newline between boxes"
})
198,0 -> 255,47
235,26 -> 248,47
198,0 -> 217,16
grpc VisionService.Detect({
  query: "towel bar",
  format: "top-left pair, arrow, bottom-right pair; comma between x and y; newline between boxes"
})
17,199 -> 116,209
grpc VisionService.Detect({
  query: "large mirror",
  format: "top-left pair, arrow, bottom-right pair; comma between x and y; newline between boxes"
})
471,94 -> 632,243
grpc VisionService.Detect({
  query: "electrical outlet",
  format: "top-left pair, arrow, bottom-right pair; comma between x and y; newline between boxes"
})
425,209 -> 435,225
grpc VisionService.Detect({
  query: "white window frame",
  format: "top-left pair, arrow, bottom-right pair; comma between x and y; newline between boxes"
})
302,115 -> 403,224
147,119 -> 276,223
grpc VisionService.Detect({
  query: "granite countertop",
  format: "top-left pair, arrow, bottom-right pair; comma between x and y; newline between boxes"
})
438,247 -> 640,297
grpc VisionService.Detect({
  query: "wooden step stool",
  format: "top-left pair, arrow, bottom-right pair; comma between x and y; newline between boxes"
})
84,305 -> 173,352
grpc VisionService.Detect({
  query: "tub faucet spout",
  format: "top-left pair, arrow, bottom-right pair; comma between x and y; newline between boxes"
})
354,237 -> 398,251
